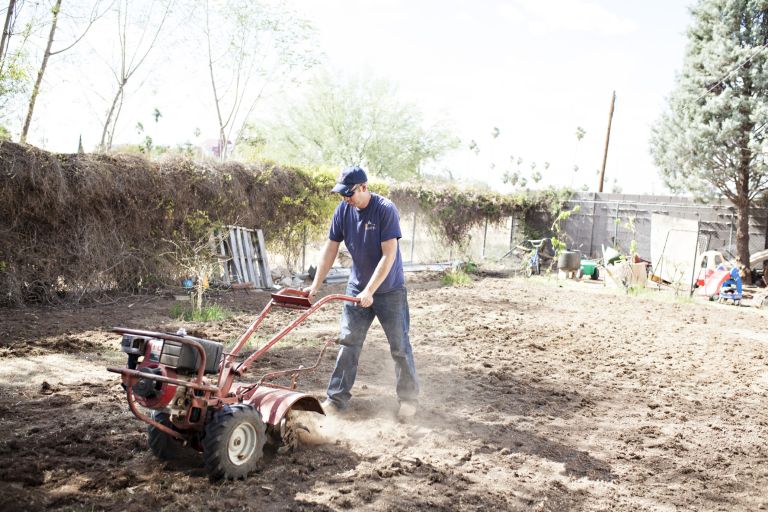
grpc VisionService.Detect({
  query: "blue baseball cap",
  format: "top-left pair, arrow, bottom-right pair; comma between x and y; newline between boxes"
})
331,166 -> 368,196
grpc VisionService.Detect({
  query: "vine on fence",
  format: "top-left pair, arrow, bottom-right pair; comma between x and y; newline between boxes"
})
390,184 -> 571,248
0,141 -> 571,305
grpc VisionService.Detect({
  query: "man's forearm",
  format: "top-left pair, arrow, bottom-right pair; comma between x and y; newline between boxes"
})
363,240 -> 397,295
363,254 -> 395,295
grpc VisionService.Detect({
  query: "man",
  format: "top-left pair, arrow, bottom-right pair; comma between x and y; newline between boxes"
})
306,166 -> 419,419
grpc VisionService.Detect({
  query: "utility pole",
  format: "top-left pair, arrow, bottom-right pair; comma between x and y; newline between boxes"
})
598,91 -> 616,193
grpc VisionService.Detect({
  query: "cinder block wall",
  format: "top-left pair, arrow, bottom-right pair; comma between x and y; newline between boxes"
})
561,192 -> 768,260
299,194 -> 767,270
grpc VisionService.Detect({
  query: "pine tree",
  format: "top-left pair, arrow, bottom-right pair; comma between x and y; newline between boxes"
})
651,0 -> 768,275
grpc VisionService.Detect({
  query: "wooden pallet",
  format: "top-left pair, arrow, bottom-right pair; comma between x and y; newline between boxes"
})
213,226 -> 273,289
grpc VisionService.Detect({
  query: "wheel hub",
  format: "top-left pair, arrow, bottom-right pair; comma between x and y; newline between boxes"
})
228,423 -> 257,465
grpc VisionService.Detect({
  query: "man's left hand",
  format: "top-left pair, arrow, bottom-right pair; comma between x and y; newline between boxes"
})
357,289 -> 374,308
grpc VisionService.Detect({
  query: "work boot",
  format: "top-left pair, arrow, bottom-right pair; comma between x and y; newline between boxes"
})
321,398 -> 345,415
397,400 -> 418,419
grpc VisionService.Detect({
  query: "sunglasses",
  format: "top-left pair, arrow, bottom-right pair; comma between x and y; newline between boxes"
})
340,183 -> 361,198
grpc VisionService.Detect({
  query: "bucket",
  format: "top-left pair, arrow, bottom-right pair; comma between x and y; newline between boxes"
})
557,251 -> 580,271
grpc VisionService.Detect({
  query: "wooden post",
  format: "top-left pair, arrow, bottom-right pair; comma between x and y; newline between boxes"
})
242,231 -> 259,286
688,219 -> 701,296
598,91 -> 616,193
255,229 -> 273,288
228,229 -> 243,283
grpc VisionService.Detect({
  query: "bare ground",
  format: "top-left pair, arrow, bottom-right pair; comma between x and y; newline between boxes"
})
1,274 -> 767,511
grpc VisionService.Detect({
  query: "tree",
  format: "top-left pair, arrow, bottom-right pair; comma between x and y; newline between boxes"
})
651,0 -> 768,275
20,0 -> 104,144
0,0 -> 31,117
0,0 -> 20,88
260,72 -> 458,180
0,0 -> 15,60
201,0 -> 318,161
97,0 -> 174,152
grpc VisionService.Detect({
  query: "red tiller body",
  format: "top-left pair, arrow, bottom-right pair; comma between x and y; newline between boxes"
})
108,288 -> 359,443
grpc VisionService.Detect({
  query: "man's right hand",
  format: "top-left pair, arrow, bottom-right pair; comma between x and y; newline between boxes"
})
303,285 -> 319,301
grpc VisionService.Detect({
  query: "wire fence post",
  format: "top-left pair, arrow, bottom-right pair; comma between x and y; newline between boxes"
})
509,215 -> 515,250
481,218 -> 488,260
588,194 -> 597,257
410,212 -> 417,263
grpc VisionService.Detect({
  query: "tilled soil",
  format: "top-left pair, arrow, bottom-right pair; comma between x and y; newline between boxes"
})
1,275 -> 767,511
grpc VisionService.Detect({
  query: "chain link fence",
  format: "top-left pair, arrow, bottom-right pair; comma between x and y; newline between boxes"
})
267,193 -> 768,282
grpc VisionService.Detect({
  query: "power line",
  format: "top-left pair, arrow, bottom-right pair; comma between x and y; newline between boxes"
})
693,43 -> 768,104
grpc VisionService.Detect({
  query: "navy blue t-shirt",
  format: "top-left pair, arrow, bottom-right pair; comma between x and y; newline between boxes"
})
329,193 -> 405,293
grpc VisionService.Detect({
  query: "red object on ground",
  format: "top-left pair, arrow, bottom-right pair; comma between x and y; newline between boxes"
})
696,268 -> 715,287
704,269 -> 731,297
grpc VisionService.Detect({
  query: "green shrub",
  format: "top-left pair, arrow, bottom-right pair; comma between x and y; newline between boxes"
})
442,268 -> 472,286
170,303 -> 231,322
390,184 -> 570,248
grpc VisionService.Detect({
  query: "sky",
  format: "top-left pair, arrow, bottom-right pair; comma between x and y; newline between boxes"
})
285,0 -> 694,194
19,0 -> 695,195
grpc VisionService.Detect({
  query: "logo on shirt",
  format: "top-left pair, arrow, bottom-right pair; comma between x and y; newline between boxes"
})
365,221 -> 376,231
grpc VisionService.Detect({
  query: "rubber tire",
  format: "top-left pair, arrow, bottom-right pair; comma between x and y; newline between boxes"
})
148,411 -> 190,460
203,405 -> 266,480
523,259 -> 534,277
591,268 -> 599,281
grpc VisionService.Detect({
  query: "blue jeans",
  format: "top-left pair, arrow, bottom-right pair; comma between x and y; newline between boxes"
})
327,285 -> 419,407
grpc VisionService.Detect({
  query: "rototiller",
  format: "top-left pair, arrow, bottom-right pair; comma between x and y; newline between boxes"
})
107,288 -> 358,480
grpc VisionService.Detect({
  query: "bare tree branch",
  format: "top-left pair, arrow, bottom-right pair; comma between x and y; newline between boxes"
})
98,0 -> 174,152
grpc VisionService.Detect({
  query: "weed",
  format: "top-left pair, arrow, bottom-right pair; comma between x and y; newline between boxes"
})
170,303 -> 231,322
442,268 -> 472,286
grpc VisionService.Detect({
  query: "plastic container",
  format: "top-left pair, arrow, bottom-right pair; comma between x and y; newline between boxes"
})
557,251 -> 581,271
